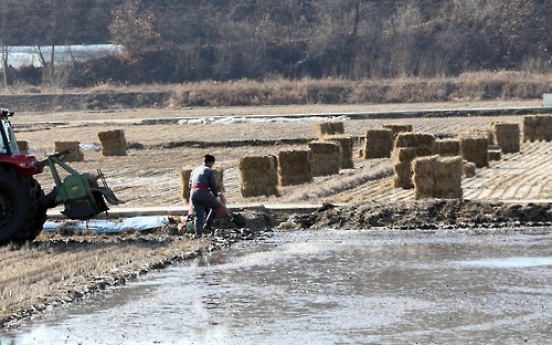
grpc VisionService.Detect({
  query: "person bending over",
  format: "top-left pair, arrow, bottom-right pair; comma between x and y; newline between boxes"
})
189,154 -> 221,237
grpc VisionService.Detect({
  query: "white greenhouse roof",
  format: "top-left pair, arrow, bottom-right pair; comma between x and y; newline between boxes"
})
0,44 -> 123,69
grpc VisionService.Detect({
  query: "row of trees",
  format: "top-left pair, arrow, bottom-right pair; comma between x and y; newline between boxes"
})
1,0 -> 552,85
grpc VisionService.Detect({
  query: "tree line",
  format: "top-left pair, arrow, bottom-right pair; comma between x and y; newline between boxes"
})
1,0 -> 551,86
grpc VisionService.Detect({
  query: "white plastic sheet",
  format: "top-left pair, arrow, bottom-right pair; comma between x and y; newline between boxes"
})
43,216 -> 169,234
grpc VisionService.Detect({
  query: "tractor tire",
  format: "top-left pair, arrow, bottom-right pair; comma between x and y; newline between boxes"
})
0,166 -> 40,245
9,178 -> 47,243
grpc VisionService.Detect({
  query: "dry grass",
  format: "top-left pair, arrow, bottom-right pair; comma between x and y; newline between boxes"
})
2,72 -> 549,108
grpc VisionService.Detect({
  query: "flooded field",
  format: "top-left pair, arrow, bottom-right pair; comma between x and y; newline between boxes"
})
4,228 -> 552,345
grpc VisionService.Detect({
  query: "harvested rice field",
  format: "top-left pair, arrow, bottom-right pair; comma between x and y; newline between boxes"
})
5,99 -> 552,328
12,99 -> 552,207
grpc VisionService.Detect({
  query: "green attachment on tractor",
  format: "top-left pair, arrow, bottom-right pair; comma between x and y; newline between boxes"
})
41,151 -> 123,220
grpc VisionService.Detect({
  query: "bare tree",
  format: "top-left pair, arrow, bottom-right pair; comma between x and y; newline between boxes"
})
109,0 -> 159,60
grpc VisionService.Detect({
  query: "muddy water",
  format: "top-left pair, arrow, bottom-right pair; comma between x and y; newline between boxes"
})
5,228 -> 552,345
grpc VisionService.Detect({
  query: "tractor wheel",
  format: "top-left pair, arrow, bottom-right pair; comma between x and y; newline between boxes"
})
0,166 -> 38,245
9,178 -> 47,243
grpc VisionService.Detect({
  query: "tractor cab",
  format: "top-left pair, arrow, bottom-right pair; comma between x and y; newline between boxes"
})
0,109 -> 20,155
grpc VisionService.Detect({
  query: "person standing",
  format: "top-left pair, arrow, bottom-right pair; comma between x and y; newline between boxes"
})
189,154 -> 221,237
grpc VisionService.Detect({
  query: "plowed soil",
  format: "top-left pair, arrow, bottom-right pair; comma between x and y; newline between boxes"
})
4,99 -> 552,329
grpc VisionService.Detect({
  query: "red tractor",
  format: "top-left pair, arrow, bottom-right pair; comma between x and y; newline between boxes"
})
0,108 -> 121,244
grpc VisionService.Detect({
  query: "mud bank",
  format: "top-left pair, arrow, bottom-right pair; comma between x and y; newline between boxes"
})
305,199 -> 552,230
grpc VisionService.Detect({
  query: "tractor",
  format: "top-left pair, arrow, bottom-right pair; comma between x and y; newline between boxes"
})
0,108 -> 122,244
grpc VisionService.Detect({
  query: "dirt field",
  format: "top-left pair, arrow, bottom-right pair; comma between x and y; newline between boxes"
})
3,99 -> 552,329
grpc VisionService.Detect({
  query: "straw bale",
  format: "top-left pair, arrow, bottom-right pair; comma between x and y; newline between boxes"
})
277,149 -> 312,186
523,115 -> 552,142
459,136 -> 489,168
213,167 -> 225,193
459,129 -> 494,146
238,155 -> 279,197
315,122 -> 333,139
16,140 -> 28,154
491,122 -> 520,153
393,162 -> 413,189
413,155 -> 463,200
180,168 -> 192,202
488,149 -> 501,161
394,133 -> 436,148
435,139 -> 460,157
180,165 -> 225,203
53,141 -> 84,162
329,122 -> 345,134
392,146 -> 433,163
363,129 -> 393,159
308,141 -> 341,177
324,135 -> 355,169
98,129 -> 127,156
413,155 -> 437,175
383,124 -> 413,137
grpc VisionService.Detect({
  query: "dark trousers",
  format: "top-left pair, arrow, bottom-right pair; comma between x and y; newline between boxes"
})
190,189 -> 221,235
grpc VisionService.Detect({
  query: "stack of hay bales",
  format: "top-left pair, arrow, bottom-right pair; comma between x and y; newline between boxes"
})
238,155 -> 279,197
315,121 -> 345,139
362,129 -> 393,159
523,115 -> 552,142
16,140 -> 28,154
413,155 -> 463,200
435,139 -> 460,157
491,122 -> 520,153
181,166 -> 225,203
98,129 -> 127,156
53,141 -> 84,162
325,135 -> 355,169
459,135 -> 489,168
307,141 -> 341,176
277,149 -> 312,186
392,133 -> 436,189
383,124 -> 413,137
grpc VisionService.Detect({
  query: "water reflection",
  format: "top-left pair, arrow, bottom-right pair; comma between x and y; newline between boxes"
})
5,229 -> 552,344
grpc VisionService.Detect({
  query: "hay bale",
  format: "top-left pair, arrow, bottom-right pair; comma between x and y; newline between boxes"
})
308,141 -> 341,176
391,134 -> 435,189
459,128 -> 495,146
363,129 -> 393,159
392,146 -> 434,189
413,155 -> 463,200
434,156 -> 463,199
412,155 -> 437,199
324,135 -> 355,169
383,124 -> 413,137
98,129 -> 127,156
523,115 -> 552,142
16,140 -> 28,154
180,168 -> 192,202
277,149 -> 313,186
315,122 -> 333,139
314,121 -> 345,139
180,166 -> 225,203
459,136 -> 489,168
329,122 -> 345,135
52,141 -> 84,162
491,122 -> 520,153
435,139 -> 460,157
394,132 -> 436,148
239,155 -> 279,197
